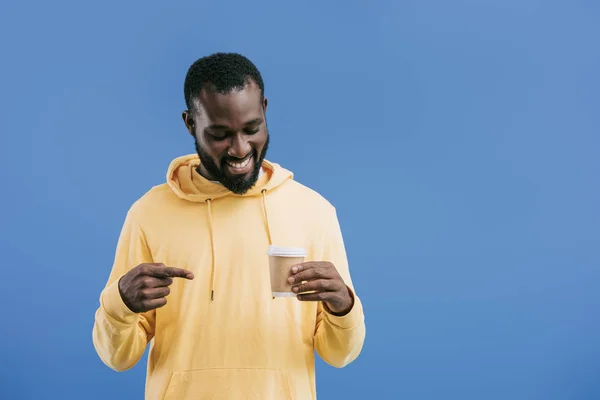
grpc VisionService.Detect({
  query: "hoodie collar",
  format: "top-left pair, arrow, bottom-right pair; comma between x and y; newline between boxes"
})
166,153 -> 293,202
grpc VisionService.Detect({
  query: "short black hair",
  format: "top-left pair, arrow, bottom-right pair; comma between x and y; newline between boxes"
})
184,52 -> 264,112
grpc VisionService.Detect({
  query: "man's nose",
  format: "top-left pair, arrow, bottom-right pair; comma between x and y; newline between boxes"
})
228,133 -> 251,159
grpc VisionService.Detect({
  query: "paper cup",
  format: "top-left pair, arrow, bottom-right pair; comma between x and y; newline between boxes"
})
267,245 -> 306,297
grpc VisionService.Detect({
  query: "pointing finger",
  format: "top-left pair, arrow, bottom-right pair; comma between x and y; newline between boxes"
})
151,265 -> 194,279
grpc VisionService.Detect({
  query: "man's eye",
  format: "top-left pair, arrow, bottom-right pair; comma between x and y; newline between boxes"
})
245,127 -> 260,134
210,133 -> 227,140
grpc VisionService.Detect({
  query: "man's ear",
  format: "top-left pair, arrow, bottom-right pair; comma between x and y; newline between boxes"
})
262,96 -> 268,113
182,110 -> 195,137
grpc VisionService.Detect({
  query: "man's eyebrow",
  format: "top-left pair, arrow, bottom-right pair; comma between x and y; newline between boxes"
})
207,118 -> 264,131
244,118 -> 263,126
207,124 -> 230,130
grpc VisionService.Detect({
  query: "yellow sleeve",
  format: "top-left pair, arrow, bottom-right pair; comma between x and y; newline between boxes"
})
314,207 -> 366,368
92,208 -> 155,371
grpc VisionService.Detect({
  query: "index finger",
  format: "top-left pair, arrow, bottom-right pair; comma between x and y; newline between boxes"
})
150,264 -> 194,279
290,261 -> 318,275
289,262 -> 330,284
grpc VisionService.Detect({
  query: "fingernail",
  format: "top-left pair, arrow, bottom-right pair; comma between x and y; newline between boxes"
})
292,266 -> 298,273
288,277 -> 295,284
188,274 -> 195,279
292,286 -> 298,292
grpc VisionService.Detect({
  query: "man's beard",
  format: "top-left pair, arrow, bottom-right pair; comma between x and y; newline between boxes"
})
194,134 -> 269,195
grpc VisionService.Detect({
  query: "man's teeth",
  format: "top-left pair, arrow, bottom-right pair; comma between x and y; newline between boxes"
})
226,158 -> 251,169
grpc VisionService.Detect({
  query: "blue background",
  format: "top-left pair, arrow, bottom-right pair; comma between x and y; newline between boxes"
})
1,1 -> 599,399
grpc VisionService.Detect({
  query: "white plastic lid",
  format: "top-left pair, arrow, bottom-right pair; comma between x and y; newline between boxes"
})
267,245 -> 306,257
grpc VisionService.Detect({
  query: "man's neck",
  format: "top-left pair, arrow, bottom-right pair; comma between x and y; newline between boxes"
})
195,165 -> 215,182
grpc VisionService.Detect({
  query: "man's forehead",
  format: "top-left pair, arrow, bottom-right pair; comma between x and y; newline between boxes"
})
194,81 -> 262,117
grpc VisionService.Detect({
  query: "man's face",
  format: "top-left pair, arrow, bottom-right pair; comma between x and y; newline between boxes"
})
183,81 -> 269,195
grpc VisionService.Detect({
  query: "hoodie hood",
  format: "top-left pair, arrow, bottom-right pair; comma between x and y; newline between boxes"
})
166,153 -> 293,202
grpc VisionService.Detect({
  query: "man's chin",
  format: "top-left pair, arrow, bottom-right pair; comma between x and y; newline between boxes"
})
220,172 -> 258,195
223,169 -> 252,181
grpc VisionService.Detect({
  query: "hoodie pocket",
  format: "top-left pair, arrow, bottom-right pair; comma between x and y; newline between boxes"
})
163,368 -> 294,400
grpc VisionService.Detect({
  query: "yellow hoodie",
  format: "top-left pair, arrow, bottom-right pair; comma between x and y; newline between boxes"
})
92,154 -> 366,400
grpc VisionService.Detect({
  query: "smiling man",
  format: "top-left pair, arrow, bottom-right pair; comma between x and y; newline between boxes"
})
92,52 -> 366,400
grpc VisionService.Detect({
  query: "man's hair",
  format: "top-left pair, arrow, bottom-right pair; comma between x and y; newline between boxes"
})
184,52 -> 265,112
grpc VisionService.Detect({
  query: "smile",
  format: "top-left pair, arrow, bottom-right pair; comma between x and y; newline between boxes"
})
225,157 -> 251,170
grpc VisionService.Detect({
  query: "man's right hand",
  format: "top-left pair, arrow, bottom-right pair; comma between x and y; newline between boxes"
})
118,263 -> 194,313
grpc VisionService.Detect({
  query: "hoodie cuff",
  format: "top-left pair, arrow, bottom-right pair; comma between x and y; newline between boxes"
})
100,277 -> 139,325
323,286 -> 364,330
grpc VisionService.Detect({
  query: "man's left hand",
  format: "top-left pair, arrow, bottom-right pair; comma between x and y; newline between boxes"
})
288,262 -> 353,314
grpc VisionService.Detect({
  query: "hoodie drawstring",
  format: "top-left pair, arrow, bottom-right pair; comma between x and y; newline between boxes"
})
261,189 -> 273,246
205,190 -> 273,302
206,199 -> 216,301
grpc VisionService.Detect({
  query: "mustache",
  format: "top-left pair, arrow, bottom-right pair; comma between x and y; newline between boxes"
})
223,151 -> 255,163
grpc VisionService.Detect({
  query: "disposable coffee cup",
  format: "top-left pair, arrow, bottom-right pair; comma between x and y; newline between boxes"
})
267,245 -> 306,297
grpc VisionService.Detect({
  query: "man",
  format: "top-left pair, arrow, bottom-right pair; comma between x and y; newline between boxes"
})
92,52 -> 366,399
